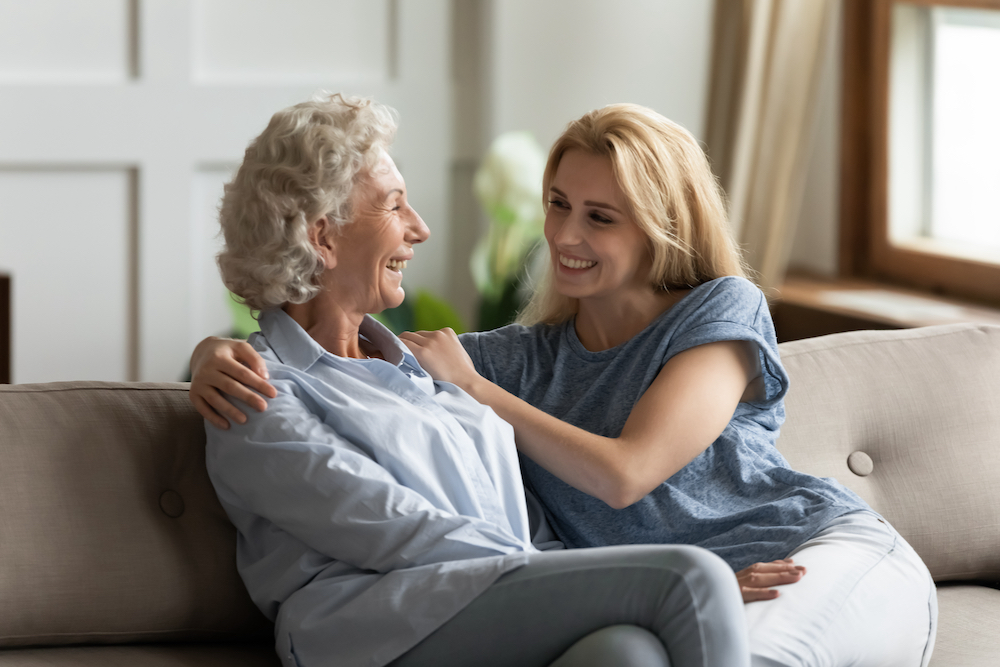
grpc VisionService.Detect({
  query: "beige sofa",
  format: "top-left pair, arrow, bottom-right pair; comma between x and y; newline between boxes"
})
1,323 -> 998,666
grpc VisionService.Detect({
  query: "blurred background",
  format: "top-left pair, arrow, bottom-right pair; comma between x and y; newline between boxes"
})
1,0 -> 997,383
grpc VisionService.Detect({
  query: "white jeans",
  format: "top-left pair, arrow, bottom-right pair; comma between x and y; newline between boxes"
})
745,511 -> 938,667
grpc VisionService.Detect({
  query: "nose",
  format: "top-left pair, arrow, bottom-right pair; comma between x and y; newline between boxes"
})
406,206 -> 430,244
548,210 -> 585,248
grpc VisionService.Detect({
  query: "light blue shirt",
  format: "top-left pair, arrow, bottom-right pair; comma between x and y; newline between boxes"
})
205,309 -> 537,667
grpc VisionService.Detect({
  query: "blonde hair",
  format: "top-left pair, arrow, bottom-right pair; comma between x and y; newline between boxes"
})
217,93 -> 397,311
518,103 -> 748,326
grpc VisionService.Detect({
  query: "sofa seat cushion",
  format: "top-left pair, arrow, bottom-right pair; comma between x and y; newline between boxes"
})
0,643 -> 280,667
931,585 -> 1000,666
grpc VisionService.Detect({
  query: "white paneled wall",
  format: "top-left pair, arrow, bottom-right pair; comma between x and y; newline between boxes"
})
0,0 -> 724,383
191,0 -> 393,83
489,0 -> 715,145
0,0 -> 451,382
0,169 -> 134,382
190,166 -> 236,347
0,0 -> 133,83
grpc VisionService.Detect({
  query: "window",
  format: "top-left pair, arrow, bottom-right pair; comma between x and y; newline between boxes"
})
841,0 -> 1000,304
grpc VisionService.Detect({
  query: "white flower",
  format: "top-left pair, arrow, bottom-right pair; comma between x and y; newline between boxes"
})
471,132 -> 546,298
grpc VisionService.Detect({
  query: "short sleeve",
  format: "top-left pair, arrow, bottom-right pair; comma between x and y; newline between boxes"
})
666,277 -> 789,406
460,331 -> 486,375
459,325 -> 534,396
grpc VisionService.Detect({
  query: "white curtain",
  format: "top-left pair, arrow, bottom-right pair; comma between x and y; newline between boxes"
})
705,0 -> 840,290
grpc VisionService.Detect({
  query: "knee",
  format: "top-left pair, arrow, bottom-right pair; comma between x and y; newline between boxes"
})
549,625 -> 670,667
662,545 -> 737,589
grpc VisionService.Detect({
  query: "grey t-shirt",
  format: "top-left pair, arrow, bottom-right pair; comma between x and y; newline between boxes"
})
460,276 -> 869,570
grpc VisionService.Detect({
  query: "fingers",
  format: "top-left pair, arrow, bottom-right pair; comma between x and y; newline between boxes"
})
740,568 -> 806,589
191,394 -> 230,430
213,373 -> 270,413
400,328 -> 457,342
741,587 -> 781,603
736,559 -> 806,605
398,331 -> 423,346
191,377 -> 252,425
233,342 -> 277,396
737,559 -> 807,578
226,358 -> 277,402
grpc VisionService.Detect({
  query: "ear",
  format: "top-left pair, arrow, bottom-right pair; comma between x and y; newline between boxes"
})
308,216 -> 338,270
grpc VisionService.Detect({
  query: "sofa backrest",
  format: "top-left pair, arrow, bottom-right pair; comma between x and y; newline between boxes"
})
3,325 -> 997,650
776,324 -> 1000,584
0,382 -> 271,649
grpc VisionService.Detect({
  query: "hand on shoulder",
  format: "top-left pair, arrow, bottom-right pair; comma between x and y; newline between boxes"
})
189,336 -> 276,429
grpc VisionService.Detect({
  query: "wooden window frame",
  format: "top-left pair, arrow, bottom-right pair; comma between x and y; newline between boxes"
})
841,0 -> 1000,306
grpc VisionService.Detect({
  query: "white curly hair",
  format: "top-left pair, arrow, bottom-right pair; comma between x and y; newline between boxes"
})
217,93 -> 398,311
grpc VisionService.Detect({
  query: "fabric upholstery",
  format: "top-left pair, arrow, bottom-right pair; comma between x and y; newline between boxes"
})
930,586 -> 1000,666
776,324 -> 1000,583
0,382 -> 271,648
0,644 -> 279,666
1,325 -> 998,666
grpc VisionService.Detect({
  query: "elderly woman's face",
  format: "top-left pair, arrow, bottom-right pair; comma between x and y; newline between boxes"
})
333,151 -> 429,314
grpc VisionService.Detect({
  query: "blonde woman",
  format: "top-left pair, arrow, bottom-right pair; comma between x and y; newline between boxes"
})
192,103 -> 937,666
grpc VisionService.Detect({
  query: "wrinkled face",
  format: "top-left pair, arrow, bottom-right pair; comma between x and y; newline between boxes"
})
334,151 -> 430,314
544,149 -> 652,303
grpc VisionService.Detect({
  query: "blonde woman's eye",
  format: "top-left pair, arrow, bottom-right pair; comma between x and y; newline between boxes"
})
547,199 -> 569,209
590,212 -> 613,224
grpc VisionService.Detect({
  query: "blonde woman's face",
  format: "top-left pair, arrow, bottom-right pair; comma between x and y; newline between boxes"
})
543,149 -> 652,304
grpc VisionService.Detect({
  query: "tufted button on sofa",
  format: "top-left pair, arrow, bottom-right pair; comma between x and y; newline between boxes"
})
776,324 -> 1000,666
1,323 -> 998,665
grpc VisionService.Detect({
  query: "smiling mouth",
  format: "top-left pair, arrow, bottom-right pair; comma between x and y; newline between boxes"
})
387,259 -> 408,272
559,254 -> 596,270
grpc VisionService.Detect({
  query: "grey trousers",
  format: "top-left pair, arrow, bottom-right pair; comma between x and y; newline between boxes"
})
390,545 -> 750,667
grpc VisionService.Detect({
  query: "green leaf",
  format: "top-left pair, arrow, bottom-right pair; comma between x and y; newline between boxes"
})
413,290 -> 467,334
227,292 -> 259,339
372,298 -> 414,334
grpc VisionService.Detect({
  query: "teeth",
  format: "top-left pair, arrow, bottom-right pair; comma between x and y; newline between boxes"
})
559,255 -> 596,270
387,259 -> 408,271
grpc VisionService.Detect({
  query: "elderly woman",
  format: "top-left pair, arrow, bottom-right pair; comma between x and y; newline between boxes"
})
204,93 -> 750,667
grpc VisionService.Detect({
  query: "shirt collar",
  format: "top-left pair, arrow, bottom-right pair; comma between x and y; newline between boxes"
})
258,308 -> 423,374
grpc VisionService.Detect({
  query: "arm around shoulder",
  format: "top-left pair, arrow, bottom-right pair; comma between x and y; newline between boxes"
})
206,381 -> 532,572
189,336 -> 277,428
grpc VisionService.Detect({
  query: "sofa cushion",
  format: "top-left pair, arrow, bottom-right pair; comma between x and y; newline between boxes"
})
776,324 -> 1000,583
0,643 -> 280,666
930,585 -> 1000,666
0,382 -> 271,648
